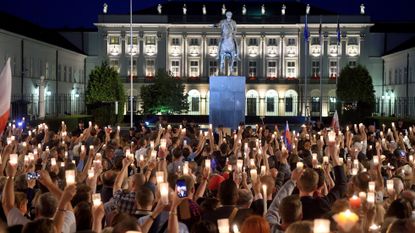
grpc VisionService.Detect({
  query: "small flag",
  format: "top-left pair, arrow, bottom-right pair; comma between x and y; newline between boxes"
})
336,17 -> 341,44
304,14 -> 310,42
331,110 -> 340,133
0,58 -> 11,135
283,121 -> 292,151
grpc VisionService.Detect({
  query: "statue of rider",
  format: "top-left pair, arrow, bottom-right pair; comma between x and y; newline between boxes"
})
216,11 -> 240,61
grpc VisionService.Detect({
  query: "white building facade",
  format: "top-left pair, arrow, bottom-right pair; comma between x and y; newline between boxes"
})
94,2 -> 374,118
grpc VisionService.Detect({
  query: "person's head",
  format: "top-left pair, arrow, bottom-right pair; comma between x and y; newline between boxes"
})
112,216 -> 141,233
279,195 -> 302,225
260,175 -> 275,198
386,218 -> 415,233
178,175 -> 195,196
386,198 -> 413,219
303,140 -> 311,151
172,148 -> 182,160
74,201 -> 93,231
35,192 -> 58,218
240,215 -> 269,233
348,172 -> 371,196
129,173 -> 146,191
135,186 -> 154,210
14,192 -> 28,215
225,11 -> 232,19
285,221 -> 313,233
218,178 -> 238,205
297,168 -> 319,194
22,218 -> 55,233
190,220 -> 218,233
237,189 -> 253,208
72,184 -> 92,207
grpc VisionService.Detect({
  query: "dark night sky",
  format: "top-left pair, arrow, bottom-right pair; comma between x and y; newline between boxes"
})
1,0 -> 414,29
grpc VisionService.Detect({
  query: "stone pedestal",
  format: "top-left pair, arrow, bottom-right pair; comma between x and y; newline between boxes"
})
209,76 -> 245,129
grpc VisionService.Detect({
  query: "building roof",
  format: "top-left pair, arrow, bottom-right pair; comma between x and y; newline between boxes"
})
384,36 -> 415,55
0,11 -> 84,54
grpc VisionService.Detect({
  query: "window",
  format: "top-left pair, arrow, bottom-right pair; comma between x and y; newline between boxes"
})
248,61 -> 257,78
188,90 -> 200,114
311,97 -> 320,113
329,97 -> 336,113
286,61 -> 296,78
171,38 -> 180,45
329,61 -> 338,77
312,61 -> 320,77
208,38 -> 218,46
287,38 -> 296,46
347,37 -> 358,45
189,38 -> 199,46
349,60 -> 357,68
57,64 -> 61,81
267,61 -> 277,78
109,59 -> 120,73
191,97 -> 199,112
232,61 -> 238,74
63,66 -> 67,82
128,60 -> 137,76
285,97 -> 293,112
189,61 -> 199,77
209,61 -> 218,76
171,60 -> 180,77
248,38 -> 258,46
329,37 -> 338,45
311,37 -> 320,45
266,97 -> 275,112
109,36 -> 120,45
145,36 -> 156,45
268,38 -> 277,46
146,59 -> 155,77
389,70 -> 392,85
68,67 -> 72,82
126,36 -> 138,45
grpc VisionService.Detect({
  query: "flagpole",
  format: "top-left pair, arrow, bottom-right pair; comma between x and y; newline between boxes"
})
304,14 -> 308,121
319,16 -> 323,123
129,0 -> 133,128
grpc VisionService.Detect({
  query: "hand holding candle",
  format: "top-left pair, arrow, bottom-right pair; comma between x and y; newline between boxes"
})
92,193 -> 101,206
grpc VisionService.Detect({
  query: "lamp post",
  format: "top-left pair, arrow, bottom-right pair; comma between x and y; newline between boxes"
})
129,0 -> 133,128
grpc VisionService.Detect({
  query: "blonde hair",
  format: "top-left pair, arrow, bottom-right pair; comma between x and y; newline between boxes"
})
285,221 -> 313,233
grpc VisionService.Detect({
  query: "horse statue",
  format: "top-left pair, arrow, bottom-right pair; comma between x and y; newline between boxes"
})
217,11 -> 240,76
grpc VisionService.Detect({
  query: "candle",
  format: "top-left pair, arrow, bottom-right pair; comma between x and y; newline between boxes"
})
217,219 -> 229,233
391,122 -> 395,128
313,219 -> 330,233
126,153 -> 134,161
262,184 -> 267,215
183,161 -> 189,175
353,159 -> 359,169
92,193 -> 101,206
359,192 -> 367,202
209,124 -> 212,130
160,182 -> 169,205
260,165 -> 266,176
296,162 -> 304,169
227,164 -> 233,171
237,160 -> 243,172
60,162 -> 65,167
88,168 -> 95,178
205,159 -> 211,170
65,170 -> 76,185
349,195 -> 361,209
51,158 -> 56,166
351,168 -> 358,175
126,149 -> 131,155
327,131 -> 336,143
232,224 -> 239,233
369,224 -> 380,233
250,169 -> 258,183
333,209 -> 359,232
139,154 -> 144,161
160,139 -> 167,149
9,154 -> 18,165
323,156 -> 329,164
150,141 -> 155,149
204,131 -> 208,137
28,153 -> 34,162
117,126 -> 120,131
81,145 -> 85,153
89,145 -> 94,150
409,155 -> 414,163
312,153 -> 318,163
151,150 -> 157,160
368,181 -> 376,192
373,155 -> 379,165
24,155 -> 29,164
387,179 -> 394,193
367,192 -> 375,204
167,124 -> 171,130
156,171 -> 164,183
93,160 -> 101,168
249,159 -> 255,168
339,158 -> 344,165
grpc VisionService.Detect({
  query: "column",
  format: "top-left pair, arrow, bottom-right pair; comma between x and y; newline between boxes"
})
201,33 -> 206,78
138,31 -> 145,78
280,35 -> 285,78
260,33 -> 266,79
183,33 -> 188,78
156,30 -> 167,70
241,33 -> 246,75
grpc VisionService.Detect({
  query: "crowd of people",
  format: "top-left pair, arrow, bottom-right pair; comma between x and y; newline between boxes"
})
0,117 -> 414,233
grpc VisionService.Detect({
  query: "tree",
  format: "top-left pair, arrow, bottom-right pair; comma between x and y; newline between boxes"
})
140,69 -> 188,115
86,62 -> 125,125
336,64 -> 375,122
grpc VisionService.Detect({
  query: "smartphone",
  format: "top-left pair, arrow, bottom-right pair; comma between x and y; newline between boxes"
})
176,179 -> 188,198
27,172 -> 40,180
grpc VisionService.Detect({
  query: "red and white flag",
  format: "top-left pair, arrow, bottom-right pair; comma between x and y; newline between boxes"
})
0,58 -> 11,135
331,110 -> 340,133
